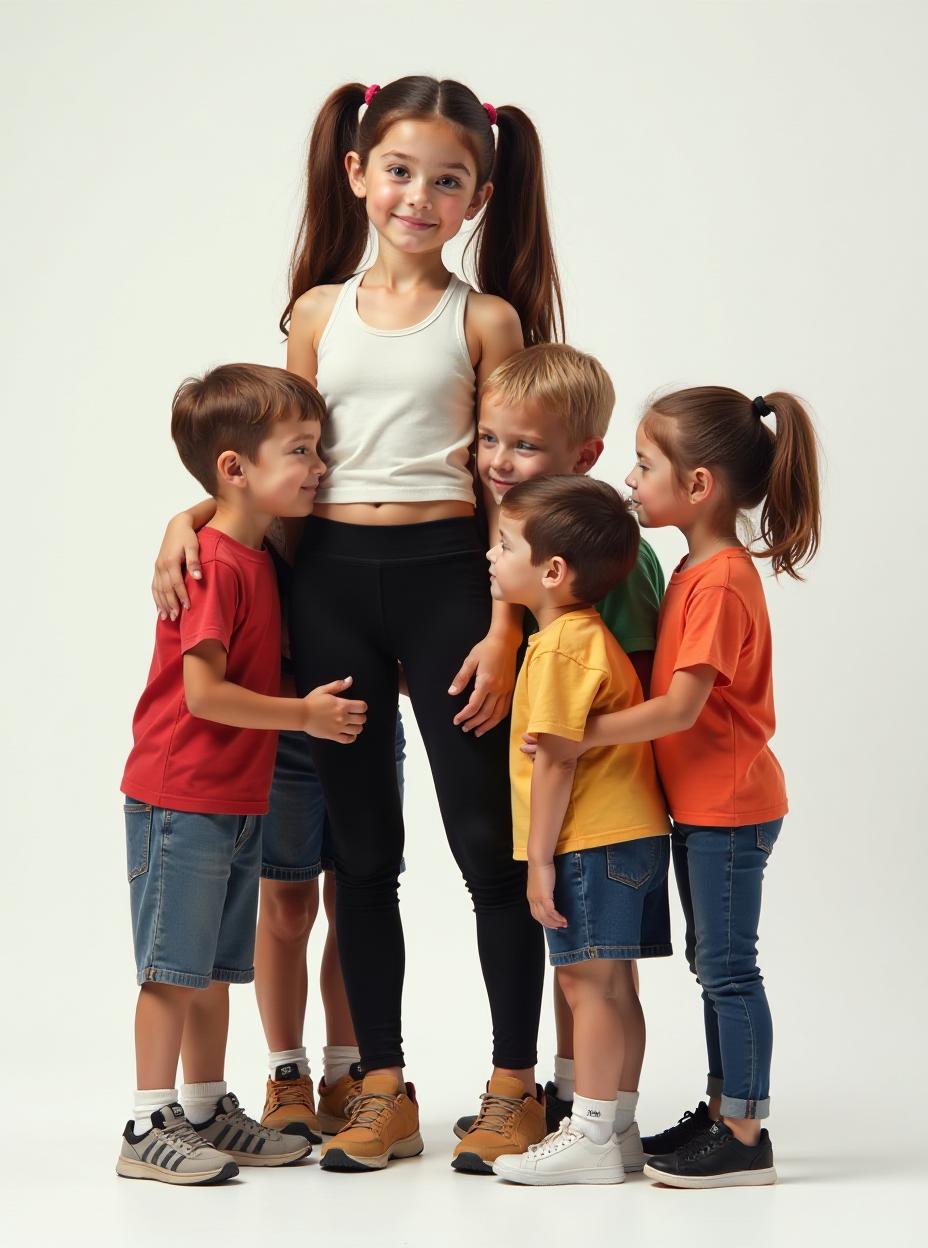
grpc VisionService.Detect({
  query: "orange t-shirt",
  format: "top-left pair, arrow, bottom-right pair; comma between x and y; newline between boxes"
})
651,547 -> 788,827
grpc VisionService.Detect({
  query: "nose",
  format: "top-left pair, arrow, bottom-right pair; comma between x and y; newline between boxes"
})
487,544 -> 498,564
405,177 -> 432,210
491,444 -> 511,472
625,466 -> 637,489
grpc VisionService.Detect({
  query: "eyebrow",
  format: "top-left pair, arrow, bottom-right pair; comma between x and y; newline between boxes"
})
381,150 -> 472,173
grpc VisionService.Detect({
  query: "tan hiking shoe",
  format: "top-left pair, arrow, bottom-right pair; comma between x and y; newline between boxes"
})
319,1073 -> 424,1172
316,1061 -> 363,1135
261,1063 -> 322,1145
451,1075 -> 546,1174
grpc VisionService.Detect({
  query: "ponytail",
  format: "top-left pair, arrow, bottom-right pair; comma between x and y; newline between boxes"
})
757,392 -> 821,579
280,82 -> 369,335
472,105 -> 564,346
646,386 -> 822,580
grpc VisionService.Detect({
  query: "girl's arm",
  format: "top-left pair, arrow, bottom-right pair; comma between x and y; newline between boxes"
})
184,640 -> 366,742
525,734 -> 576,929
152,497 -> 217,619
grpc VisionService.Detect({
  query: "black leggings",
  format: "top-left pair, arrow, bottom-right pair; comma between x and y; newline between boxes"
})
290,516 -> 544,1072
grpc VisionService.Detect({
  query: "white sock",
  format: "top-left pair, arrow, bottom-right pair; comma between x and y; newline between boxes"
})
180,1080 -> 226,1125
132,1088 -> 177,1135
323,1044 -> 360,1085
571,1094 -> 616,1145
269,1046 -> 310,1079
614,1089 -> 639,1134
553,1055 -> 575,1101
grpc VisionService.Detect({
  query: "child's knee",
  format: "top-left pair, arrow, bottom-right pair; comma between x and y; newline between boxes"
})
260,879 -> 319,941
556,961 -> 610,1005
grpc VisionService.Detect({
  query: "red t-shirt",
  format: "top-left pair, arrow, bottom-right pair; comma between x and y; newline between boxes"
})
651,547 -> 788,827
121,526 -> 281,815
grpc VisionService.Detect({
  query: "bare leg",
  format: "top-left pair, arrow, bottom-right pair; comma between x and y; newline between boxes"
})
181,981 -> 229,1084
723,1115 -> 761,1145
492,1066 -> 536,1096
610,963 -> 645,1092
556,962 -> 623,1101
553,971 -> 574,1060
135,983 -> 194,1090
254,878 -> 318,1051
320,871 -> 357,1046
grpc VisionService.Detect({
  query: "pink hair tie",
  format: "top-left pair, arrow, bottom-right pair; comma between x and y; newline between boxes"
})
482,101 -> 497,126
364,84 -> 381,106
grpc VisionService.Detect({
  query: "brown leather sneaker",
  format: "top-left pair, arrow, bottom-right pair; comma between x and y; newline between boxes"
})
316,1061 -> 363,1135
451,1075 -> 546,1174
261,1063 -> 322,1145
319,1073 -> 424,1172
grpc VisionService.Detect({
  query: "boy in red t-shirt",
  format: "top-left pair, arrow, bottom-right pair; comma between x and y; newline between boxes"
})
118,364 -> 367,1186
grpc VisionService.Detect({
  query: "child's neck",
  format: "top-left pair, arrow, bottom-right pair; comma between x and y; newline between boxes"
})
678,512 -> 742,571
532,596 -> 590,631
207,498 -> 272,551
366,240 -> 449,292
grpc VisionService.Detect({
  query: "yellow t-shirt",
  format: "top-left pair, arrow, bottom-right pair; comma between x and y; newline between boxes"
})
510,608 -> 669,861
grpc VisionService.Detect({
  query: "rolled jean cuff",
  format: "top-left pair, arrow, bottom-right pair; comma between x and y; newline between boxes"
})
720,1094 -> 770,1120
706,1075 -> 723,1098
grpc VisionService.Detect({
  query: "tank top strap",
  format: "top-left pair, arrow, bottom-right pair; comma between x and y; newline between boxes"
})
447,275 -> 473,369
316,272 -> 364,356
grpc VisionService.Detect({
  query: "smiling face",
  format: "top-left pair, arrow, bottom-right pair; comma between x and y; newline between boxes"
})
477,393 -> 604,505
239,414 -> 325,518
625,418 -> 688,530
346,118 -> 492,255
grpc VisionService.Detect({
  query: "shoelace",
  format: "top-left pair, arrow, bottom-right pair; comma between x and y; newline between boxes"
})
343,1091 -> 397,1133
526,1117 -> 583,1159
267,1078 -> 312,1111
220,1105 -> 281,1141
471,1091 -> 525,1138
159,1119 -> 211,1157
676,1127 -> 723,1162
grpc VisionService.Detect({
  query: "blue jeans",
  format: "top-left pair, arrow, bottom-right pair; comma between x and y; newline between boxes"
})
672,818 -> 782,1120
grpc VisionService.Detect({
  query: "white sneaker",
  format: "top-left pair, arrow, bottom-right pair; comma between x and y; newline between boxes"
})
617,1120 -> 645,1172
492,1118 -> 625,1186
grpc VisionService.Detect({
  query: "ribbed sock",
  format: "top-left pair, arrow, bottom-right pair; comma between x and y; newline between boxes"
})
571,1094 -> 616,1145
269,1046 -> 310,1079
553,1055 -> 575,1101
323,1044 -> 360,1085
614,1089 -> 639,1134
180,1080 -> 226,1125
132,1088 -> 177,1135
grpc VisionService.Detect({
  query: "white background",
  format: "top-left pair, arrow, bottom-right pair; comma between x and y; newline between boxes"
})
2,2 -> 924,1244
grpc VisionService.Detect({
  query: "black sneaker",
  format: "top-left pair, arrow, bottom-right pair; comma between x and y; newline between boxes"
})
643,1120 -> 777,1188
452,1080 -> 571,1139
641,1101 -> 712,1156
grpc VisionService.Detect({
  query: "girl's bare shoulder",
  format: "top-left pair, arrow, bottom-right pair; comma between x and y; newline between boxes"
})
290,284 -> 345,342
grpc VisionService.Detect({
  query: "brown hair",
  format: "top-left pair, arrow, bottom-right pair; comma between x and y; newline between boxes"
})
280,76 -> 564,346
502,475 -> 639,604
643,387 -> 821,579
171,363 -> 326,495
482,343 -> 615,443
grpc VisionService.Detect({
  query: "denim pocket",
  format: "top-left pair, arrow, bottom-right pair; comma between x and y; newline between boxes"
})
755,819 -> 783,855
234,814 -> 256,852
606,836 -> 659,889
125,801 -> 153,881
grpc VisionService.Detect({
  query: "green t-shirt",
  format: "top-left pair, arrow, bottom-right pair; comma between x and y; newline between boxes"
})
523,537 -> 665,654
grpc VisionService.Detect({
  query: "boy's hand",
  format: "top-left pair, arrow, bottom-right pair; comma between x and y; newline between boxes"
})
449,632 -> 518,736
153,513 -> 202,621
302,677 -> 367,743
527,861 -> 567,929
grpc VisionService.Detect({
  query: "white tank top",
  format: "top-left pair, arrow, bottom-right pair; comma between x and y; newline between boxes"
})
313,270 -> 477,504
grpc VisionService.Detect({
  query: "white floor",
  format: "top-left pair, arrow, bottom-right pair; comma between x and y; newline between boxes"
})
6,1112 -> 924,1248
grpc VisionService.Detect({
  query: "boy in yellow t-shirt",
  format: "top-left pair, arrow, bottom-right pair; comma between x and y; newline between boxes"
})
486,474 -> 670,1187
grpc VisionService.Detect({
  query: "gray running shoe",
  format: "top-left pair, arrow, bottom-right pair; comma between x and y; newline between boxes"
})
116,1101 -> 239,1186
192,1092 -> 312,1166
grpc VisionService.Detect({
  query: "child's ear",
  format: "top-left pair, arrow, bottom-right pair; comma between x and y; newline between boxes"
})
573,437 -> 604,475
216,450 -> 247,490
465,181 -> 493,221
689,466 -> 715,505
345,151 -> 367,200
541,555 -> 570,589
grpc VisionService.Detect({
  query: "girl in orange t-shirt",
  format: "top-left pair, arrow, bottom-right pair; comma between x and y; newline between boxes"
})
523,386 -> 821,1189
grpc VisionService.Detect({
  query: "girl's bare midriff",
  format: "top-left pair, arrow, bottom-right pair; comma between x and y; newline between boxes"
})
314,499 -> 475,526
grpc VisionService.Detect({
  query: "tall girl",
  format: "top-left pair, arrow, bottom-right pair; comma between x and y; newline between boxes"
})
529,387 -> 820,1188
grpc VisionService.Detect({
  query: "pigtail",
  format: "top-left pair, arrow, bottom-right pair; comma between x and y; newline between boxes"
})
475,105 -> 564,346
756,392 -> 822,579
279,82 -> 369,335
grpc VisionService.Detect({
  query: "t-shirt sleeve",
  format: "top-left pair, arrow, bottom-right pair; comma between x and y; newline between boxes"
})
674,587 -> 750,687
596,539 -> 665,654
525,649 -> 608,741
179,559 -> 241,655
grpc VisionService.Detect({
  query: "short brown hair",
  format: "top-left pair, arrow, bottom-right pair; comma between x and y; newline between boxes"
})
171,363 -> 326,494
482,344 -> 615,443
502,475 -> 639,604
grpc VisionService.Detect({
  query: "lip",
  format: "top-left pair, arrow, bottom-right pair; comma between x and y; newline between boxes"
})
393,214 -> 436,230
490,477 -> 517,492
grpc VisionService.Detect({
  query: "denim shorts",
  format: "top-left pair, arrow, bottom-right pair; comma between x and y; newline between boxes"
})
544,835 -> 673,965
261,710 -> 407,882
125,799 -> 261,988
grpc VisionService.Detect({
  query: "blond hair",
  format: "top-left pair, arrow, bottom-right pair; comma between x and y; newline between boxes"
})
482,344 -> 615,444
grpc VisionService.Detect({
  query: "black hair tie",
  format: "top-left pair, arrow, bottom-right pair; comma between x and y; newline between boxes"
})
752,395 -> 773,419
